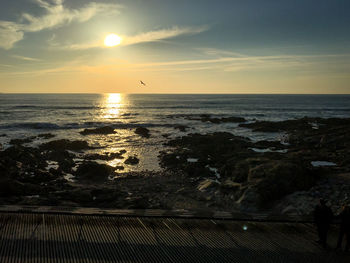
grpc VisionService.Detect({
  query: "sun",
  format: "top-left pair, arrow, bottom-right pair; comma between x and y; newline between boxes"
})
104,34 -> 122,47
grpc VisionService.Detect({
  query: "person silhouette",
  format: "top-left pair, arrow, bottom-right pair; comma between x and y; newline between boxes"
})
335,204 -> 350,251
314,198 -> 333,249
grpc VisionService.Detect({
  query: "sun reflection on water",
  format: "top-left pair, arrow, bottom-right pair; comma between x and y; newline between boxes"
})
102,93 -> 123,119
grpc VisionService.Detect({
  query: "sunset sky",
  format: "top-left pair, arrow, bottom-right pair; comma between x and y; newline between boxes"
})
0,0 -> 349,94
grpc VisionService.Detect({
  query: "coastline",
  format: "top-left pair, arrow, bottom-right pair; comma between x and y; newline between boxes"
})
1,116 -> 349,216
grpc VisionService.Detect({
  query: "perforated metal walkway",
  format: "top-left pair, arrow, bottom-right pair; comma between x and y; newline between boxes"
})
0,211 -> 348,262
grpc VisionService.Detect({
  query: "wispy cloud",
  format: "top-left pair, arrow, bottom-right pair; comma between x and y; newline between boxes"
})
127,52 -> 350,73
51,25 -> 209,50
122,26 -> 209,46
12,55 -> 42,62
0,21 -> 24,49
0,0 -> 120,49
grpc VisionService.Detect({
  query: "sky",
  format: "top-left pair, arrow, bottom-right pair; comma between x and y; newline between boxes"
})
0,0 -> 349,94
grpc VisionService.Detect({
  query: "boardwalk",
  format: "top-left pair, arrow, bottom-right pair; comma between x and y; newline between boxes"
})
0,210 -> 348,262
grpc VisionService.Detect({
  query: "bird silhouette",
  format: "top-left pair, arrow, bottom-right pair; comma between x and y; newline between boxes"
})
140,80 -> 146,86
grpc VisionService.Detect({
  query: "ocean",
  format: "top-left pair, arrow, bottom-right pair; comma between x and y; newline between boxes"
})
1,94 -> 349,172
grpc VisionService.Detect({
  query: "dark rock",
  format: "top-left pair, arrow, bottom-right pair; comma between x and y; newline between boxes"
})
9,136 -> 36,145
186,115 -> 246,124
124,156 -> 139,165
128,197 -> 149,209
90,188 -> 121,204
239,118 -> 312,132
135,127 -> 150,138
46,149 -> 75,162
21,169 -> 57,184
220,116 -> 246,123
159,153 -> 182,168
254,161 -> 316,206
197,179 -> 218,192
45,150 -> 75,173
74,161 -> 114,182
0,177 -> 42,197
1,145 -> 47,170
174,125 -> 189,132
221,180 -> 241,191
37,133 -> 55,139
40,139 -> 91,151
183,163 -> 212,178
0,134 -> 6,137
57,189 -> 93,204
80,126 -> 116,135
163,132 -> 252,169
115,166 -> 124,170
253,140 -> 287,150
84,150 -> 125,161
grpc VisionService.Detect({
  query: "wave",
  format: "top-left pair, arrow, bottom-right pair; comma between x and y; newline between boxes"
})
13,105 -> 98,110
9,104 -> 350,112
0,121 -> 176,130
2,122 -> 62,129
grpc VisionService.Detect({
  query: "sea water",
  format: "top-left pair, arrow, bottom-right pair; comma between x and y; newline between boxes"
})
1,94 -> 349,171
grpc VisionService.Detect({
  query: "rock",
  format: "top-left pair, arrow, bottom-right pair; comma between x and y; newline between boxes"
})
84,150 -> 125,161
186,115 -> 246,123
9,137 -> 36,145
128,196 -> 149,209
46,149 -> 75,161
40,139 -> 91,151
230,157 -> 270,183
45,150 -> 75,173
236,187 -> 260,212
80,126 -> 116,135
0,134 -> 6,137
239,118 -> 312,132
254,161 -> 316,206
159,152 -> 182,168
253,140 -> 287,150
124,156 -> 139,165
197,179 -> 218,192
115,166 -> 124,170
74,162 -> 114,182
281,205 -> 299,215
0,177 -> 42,197
58,189 -> 93,204
221,180 -> 241,191
174,125 -> 189,132
21,169 -> 57,184
37,133 -> 55,139
1,145 -> 47,169
134,127 -> 150,138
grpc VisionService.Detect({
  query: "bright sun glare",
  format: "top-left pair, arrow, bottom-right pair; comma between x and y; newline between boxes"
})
102,93 -> 122,119
104,34 -> 122,47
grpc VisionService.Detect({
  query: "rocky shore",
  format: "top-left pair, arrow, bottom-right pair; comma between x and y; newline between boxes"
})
0,117 -> 349,216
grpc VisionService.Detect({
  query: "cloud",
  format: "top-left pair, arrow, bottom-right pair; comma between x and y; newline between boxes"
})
122,26 -> 209,46
0,22 -> 23,49
12,55 -> 42,61
0,53 -> 350,78
127,53 -> 350,73
52,25 -> 209,50
0,0 -> 120,49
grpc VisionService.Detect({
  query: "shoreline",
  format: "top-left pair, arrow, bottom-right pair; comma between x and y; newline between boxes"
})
0,116 -> 349,216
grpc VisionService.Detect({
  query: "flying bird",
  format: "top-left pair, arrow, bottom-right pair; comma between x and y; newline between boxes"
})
140,80 -> 146,86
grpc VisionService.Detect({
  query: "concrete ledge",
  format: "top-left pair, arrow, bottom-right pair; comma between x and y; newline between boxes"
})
0,205 -> 313,222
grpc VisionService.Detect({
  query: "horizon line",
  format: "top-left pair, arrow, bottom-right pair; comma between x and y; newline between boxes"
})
1,92 -> 350,95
